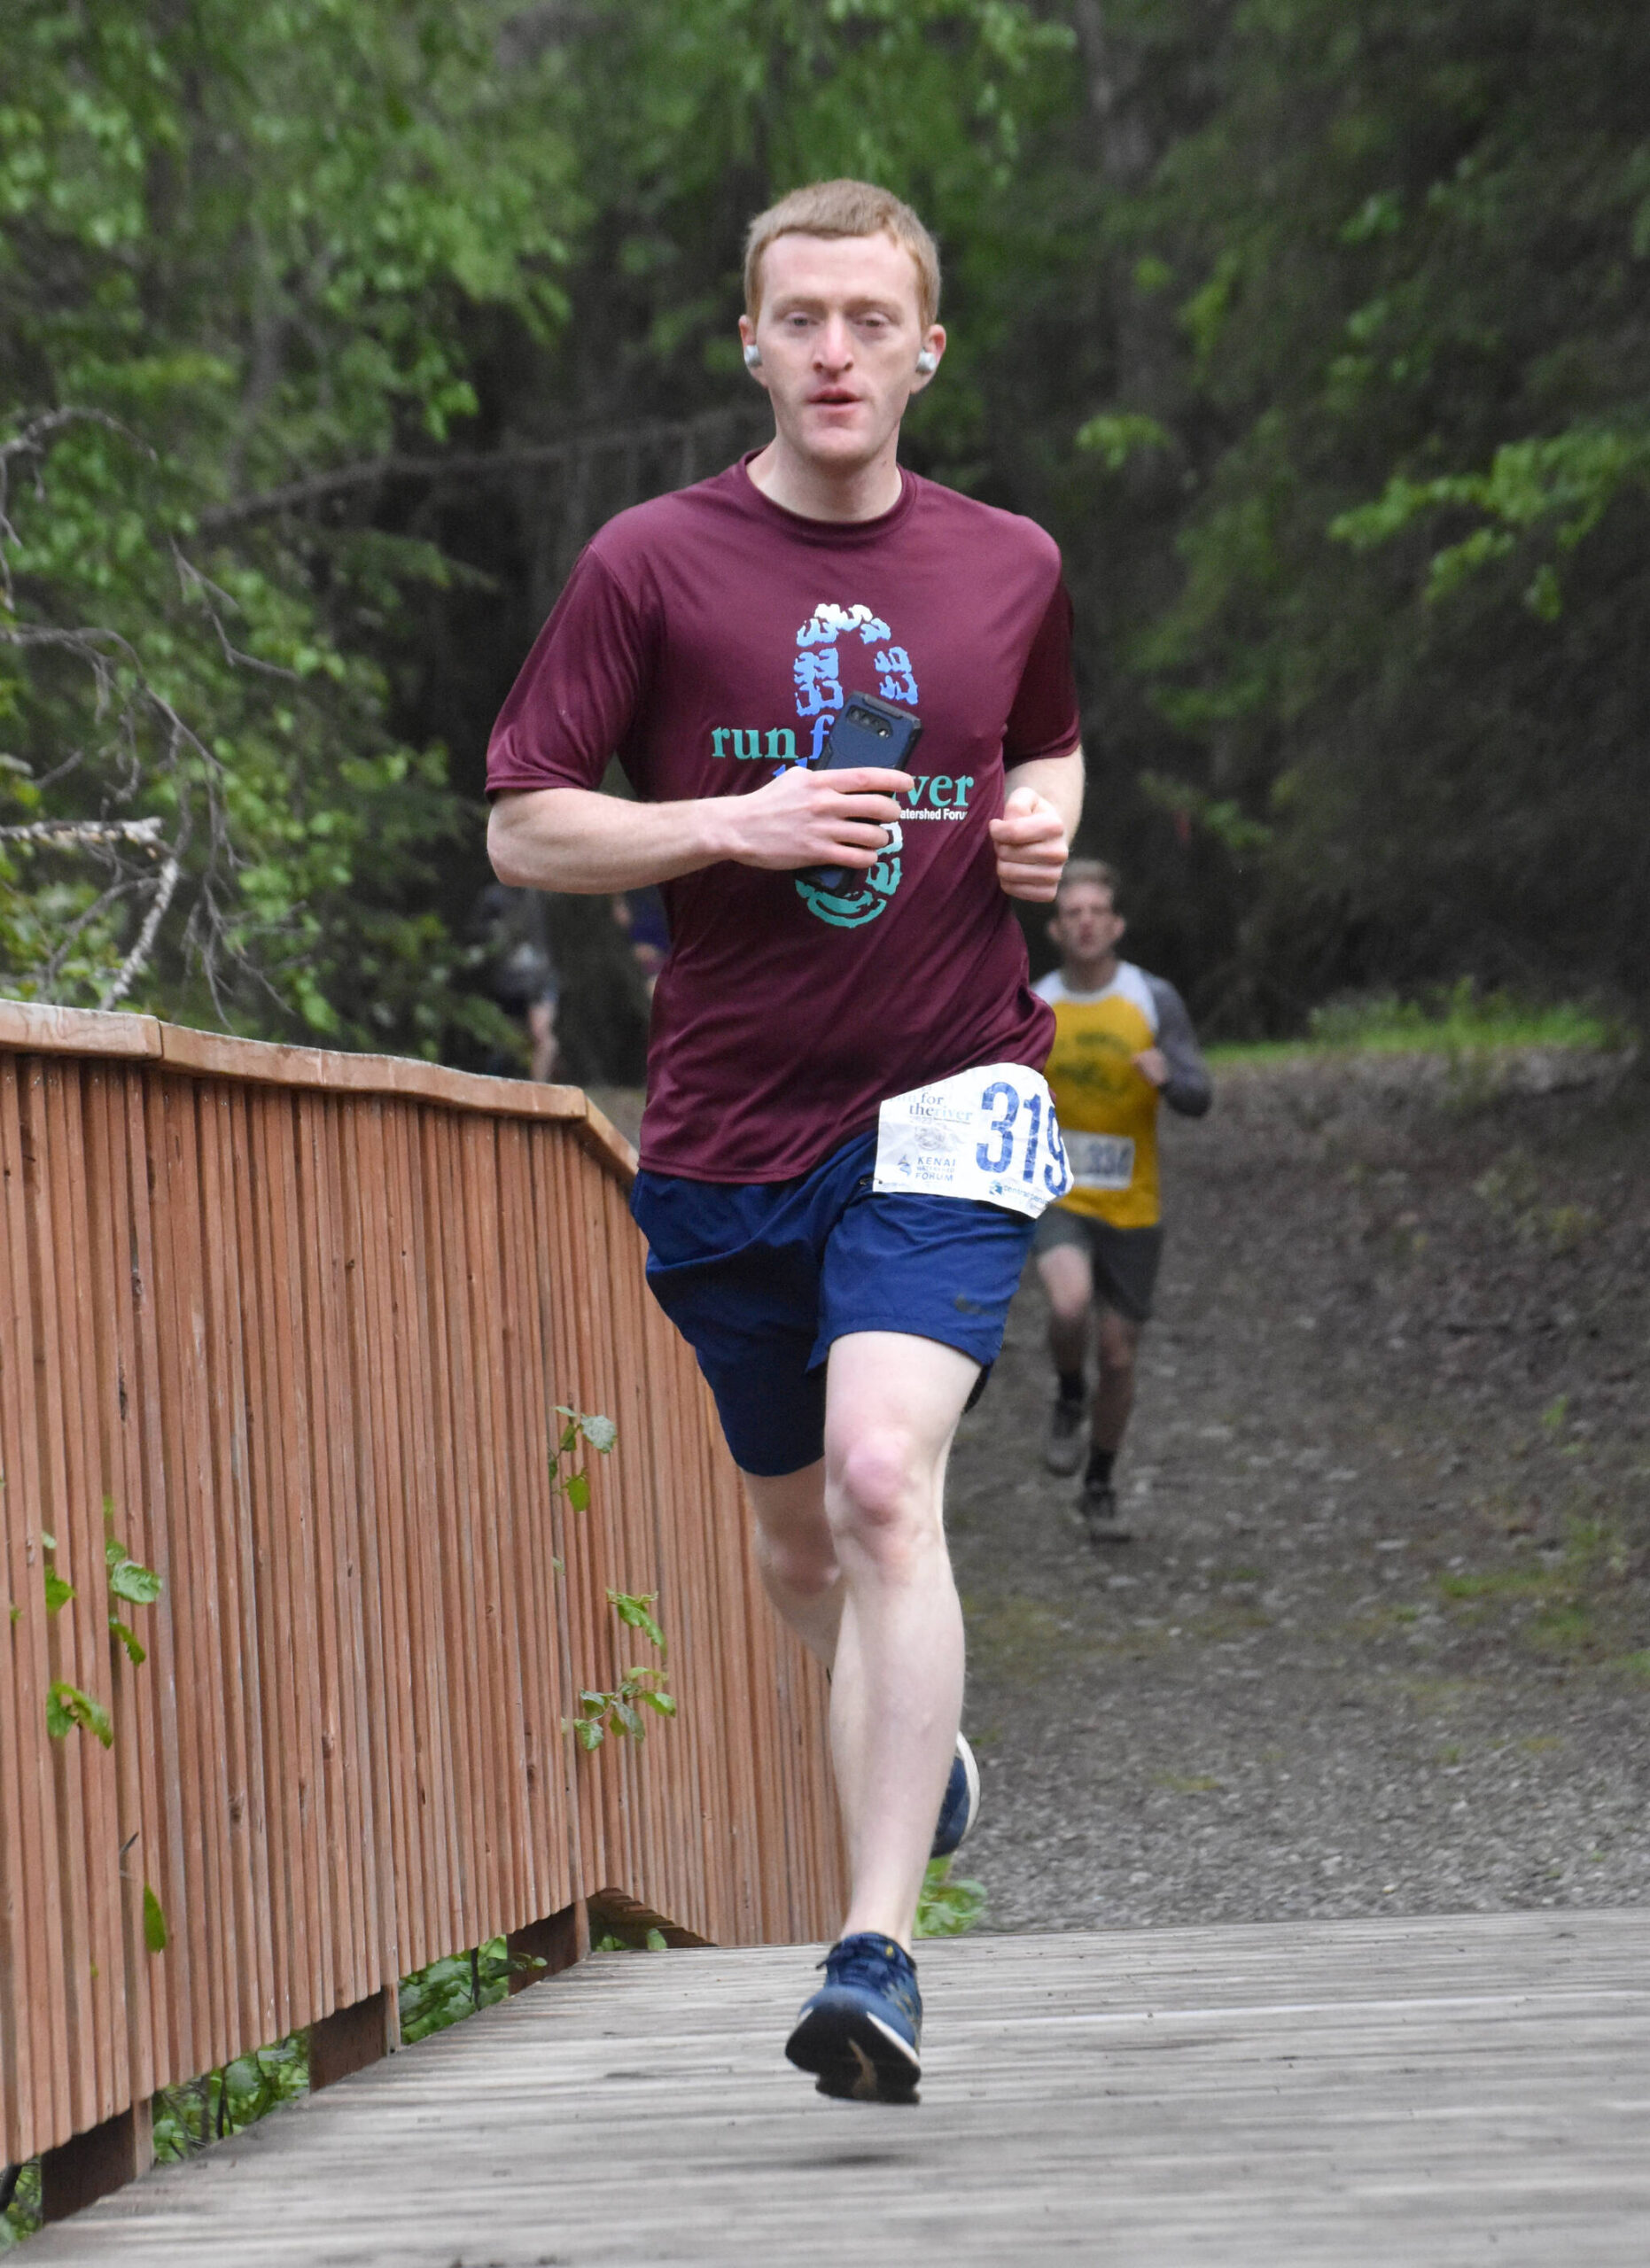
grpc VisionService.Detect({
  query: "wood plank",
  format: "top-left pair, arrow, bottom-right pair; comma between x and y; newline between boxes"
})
301,1094 -> 382,2011
0,1055 -> 65,2161
0,1005 -> 162,1060
25,1914 -> 1650,2267
0,1006 -> 640,1179
121,1068 -> 192,2099
78,1065 -> 158,2114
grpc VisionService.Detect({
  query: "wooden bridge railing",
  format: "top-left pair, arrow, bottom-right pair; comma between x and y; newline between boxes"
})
0,1001 -> 843,2201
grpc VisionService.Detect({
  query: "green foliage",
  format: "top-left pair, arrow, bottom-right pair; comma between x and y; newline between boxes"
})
1207,988 -> 1622,1066
1302,984 -> 1622,1056
398,1936 -> 523,2043
106,1534 -> 161,1604
915,1856 -> 987,1938
1061,0 -> 1650,1028
550,1405 -> 617,1516
564,1590 -> 676,1751
151,2036 -> 307,2161
1075,412 -> 1172,473
46,1679 -> 113,1746
0,2158 -> 42,2249
1,0 -> 579,1044
143,1883 -> 169,1954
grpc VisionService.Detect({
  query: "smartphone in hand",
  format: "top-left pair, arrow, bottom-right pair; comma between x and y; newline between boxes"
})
800,692 -> 922,894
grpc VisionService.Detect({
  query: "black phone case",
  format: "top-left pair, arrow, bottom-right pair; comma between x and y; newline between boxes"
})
800,692 -> 922,893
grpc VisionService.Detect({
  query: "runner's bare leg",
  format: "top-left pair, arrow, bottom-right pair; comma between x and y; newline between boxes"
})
1038,1242 -> 1093,1381
743,1329 -> 972,1951
1091,1305 -> 1140,1453
745,1457 -> 841,1664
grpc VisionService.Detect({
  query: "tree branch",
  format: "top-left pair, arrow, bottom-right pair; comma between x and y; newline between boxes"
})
0,815 -> 167,849
196,408 -> 760,532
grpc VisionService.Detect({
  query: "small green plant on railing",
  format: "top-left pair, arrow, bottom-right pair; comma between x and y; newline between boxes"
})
547,1404 -> 618,1575
550,1404 -> 617,1515
546,1410 -> 678,1754
38,1512 -> 169,1947
564,1589 -> 676,1751
915,1857 -> 987,1939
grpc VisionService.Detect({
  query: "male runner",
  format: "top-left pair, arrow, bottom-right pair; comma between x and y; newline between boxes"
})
1032,861 -> 1210,1542
486,179 -> 1083,2102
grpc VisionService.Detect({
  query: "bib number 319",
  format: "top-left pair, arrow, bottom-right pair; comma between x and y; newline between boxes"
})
872,1062 -> 1070,1219
977,1078 -> 1070,1202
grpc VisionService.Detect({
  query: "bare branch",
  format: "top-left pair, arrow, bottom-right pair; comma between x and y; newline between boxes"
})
0,815 -> 166,849
99,848 -> 184,1009
195,408 -> 759,532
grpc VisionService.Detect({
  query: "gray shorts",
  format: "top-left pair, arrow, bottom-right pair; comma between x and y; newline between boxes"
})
1031,1209 -> 1164,1324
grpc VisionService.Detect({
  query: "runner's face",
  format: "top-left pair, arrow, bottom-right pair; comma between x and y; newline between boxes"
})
1053,884 -> 1125,967
741,232 -> 944,476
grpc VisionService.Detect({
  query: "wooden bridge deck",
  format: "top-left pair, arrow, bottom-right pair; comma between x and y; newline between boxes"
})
27,1910 -> 1650,2266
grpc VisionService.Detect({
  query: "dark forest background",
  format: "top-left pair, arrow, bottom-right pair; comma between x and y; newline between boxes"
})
4,2 -> 1646,1078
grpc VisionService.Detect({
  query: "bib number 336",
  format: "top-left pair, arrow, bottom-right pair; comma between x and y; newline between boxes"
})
873,1062 -> 1070,1220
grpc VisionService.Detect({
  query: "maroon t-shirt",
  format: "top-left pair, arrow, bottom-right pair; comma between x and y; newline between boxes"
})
487,456 -> 1080,1182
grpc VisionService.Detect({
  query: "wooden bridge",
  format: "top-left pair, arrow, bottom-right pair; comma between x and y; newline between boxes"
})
20,1910 -> 1650,2264
4,1006 -> 1646,2263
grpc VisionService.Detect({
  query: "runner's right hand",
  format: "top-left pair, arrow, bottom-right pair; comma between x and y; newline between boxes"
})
712,763 -> 914,874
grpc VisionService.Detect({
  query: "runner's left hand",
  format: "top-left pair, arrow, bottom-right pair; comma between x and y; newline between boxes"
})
1132,1047 -> 1170,1088
990,785 -> 1069,902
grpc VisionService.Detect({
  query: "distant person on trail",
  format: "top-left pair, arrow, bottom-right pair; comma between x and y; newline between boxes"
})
470,880 -> 560,1082
486,179 -> 1083,2103
1033,860 -> 1210,1544
611,885 -> 669,996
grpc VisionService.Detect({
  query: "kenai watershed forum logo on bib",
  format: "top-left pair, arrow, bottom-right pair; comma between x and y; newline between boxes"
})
790,601 -> 917,930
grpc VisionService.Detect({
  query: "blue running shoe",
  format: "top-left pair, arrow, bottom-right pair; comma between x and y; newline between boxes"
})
930,1731 -> 981,1860
785,1934 -> 922,2102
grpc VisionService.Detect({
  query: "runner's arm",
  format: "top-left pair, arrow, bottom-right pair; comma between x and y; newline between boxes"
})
990,743 -> 1085,902
487,765 -> 914,895
1147,976 -> 1213,1116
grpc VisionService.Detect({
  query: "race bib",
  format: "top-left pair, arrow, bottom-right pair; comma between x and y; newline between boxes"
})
1064,1130 -> 1136,1192
873,1062 -> 1070,1220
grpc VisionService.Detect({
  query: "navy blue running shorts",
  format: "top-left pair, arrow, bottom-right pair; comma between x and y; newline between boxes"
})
630,1130 -> 1037,1478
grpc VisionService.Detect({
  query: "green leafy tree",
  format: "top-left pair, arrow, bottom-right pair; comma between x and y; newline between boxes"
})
2,1 -> 577,1045
1068,0 -> 1650,1025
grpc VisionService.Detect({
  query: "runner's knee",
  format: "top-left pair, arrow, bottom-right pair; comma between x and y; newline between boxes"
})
827,1430 -> 938,1568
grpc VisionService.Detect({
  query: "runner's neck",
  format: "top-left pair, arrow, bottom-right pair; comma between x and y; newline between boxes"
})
744,435 -> 905,524
1062,950 -> 1120,994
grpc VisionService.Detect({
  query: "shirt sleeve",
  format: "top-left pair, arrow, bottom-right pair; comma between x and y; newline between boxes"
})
486,545 -> 655,799
1148,976 -> 1213,1118
1002,579 -> 1081,769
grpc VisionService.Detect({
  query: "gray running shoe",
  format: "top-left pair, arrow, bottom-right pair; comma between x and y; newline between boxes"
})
1043,1395 -> 1087,1476
1079,1479 -> 1132,1545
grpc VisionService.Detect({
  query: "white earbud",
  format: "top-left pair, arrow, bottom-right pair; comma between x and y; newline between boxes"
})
743,341 -> 763,369
915,348 -> 938,376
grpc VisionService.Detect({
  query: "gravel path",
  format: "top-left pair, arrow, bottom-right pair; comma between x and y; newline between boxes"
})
947,1049 -> 1650,1933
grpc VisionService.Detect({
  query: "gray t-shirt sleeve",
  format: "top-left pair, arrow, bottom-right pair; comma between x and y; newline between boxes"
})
1148,975 -> 1212,1117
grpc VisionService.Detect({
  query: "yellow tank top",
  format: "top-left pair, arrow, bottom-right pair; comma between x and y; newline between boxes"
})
1036,962 -> 1163,1228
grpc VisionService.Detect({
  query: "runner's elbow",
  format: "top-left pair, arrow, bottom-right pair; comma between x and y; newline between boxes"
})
486,799 -> 533,886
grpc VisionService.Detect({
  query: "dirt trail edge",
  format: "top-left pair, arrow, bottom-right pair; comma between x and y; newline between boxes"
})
949,1047 -> 1649,1932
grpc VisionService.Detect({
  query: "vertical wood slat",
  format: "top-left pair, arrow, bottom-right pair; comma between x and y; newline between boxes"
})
0,1015 -> 843,2173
